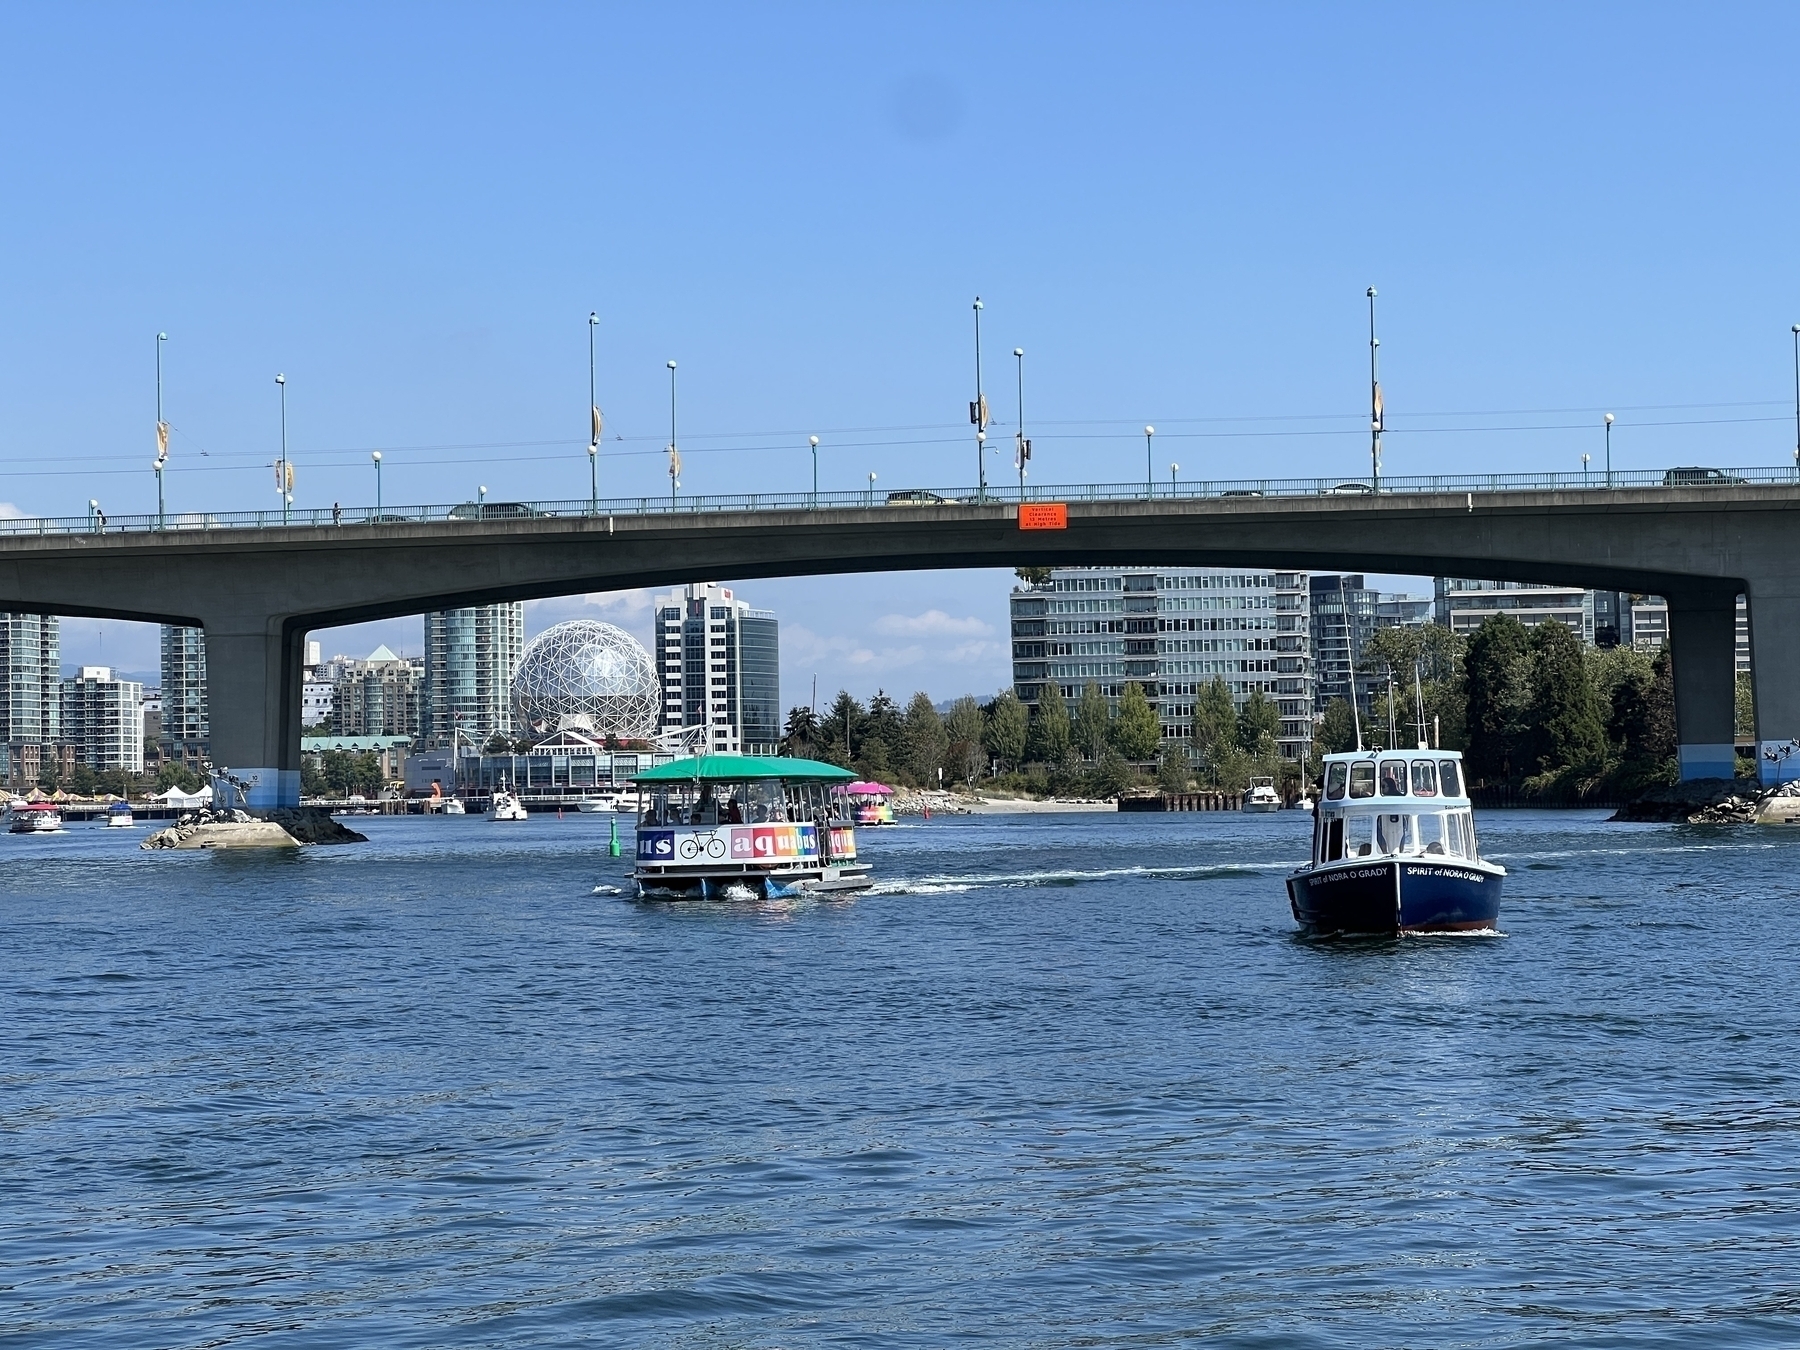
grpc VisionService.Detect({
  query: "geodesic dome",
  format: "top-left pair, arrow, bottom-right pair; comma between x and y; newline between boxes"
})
511,620 -> 658,739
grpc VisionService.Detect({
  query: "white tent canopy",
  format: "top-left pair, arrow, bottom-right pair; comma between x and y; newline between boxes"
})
153,784 -> 213,809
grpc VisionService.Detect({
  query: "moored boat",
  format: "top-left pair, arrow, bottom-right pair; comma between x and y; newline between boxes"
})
9,801 -> 64,834
632,755 -> 873,899
488,788 -> 528,821
1243,776 -> 1282,813
1286,749 -> 1504,934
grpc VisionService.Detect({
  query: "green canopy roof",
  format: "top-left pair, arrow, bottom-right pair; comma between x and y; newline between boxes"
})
632,754 -> 855,784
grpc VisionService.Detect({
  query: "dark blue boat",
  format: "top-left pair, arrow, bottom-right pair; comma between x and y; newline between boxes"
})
1287,749 -> 1504,934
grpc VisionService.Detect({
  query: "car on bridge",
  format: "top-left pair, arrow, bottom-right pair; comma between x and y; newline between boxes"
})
1323,481 -> 1374,495
884,489 -> 961,506
449,501 -> 549,520
1662,467 -> 1748,487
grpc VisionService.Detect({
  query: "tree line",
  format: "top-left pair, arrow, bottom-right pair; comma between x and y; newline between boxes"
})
780,676 -> 1296,798
1316,614 -> 1682,798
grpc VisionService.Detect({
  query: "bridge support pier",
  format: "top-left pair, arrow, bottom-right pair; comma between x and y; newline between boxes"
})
1668,591 -> 1740,782
1748,588 -> 1800,786
202,617 -> 305,810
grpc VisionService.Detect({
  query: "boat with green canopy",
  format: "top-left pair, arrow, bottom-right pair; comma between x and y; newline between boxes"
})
630,754 -> 873,899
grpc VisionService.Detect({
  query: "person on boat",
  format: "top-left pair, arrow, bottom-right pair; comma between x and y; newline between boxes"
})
1379,761 -> 1406,796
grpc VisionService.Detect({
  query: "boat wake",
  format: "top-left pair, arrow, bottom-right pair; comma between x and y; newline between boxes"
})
871,862 -> 1283,895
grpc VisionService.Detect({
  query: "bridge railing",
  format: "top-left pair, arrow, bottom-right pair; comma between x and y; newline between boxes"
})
12,465 -> 1798,537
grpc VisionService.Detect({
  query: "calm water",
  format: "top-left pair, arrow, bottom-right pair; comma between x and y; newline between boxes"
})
4,809 -> 1800,1347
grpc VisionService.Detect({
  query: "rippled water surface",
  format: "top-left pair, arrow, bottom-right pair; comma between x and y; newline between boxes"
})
5,809 -> 1800,1347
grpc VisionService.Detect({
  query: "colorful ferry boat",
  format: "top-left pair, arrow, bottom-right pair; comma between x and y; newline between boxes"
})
632,755 -> 872,900
8,801 -> 64,834
1286,748 -> 1504,934
834,780 -> 896,825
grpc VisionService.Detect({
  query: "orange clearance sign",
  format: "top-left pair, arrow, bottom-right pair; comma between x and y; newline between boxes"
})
1018,503 -> 1068,530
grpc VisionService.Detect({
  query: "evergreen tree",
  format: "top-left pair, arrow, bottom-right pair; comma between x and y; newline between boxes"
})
1157,744 -> 1192,794
781,705 -> 820,758
944,695 -> 986,785
864,690 -> 903,770
1073,681 -> 1111,762
1237,689 -> 1280,753
821,691 -> 864,767
1464,614 -> 1534,782
1091,745 -> 1134,798
902,691 -> 949,786
1028,681 -> 1072,764
1110,681 -> 1162,761
983,689 -> 1028,771
1191,676 -> 1238,758
1529,620 -> 1607,774
1317,697 -> 1359,754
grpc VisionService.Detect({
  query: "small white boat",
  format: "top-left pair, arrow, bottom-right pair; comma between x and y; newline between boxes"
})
574,790 -> 625,814
1244,777 -> 1283,813
441,797 -> 466,815
488,789 -> 528,822
105,800 -> 136,827
9,801 -> 64,833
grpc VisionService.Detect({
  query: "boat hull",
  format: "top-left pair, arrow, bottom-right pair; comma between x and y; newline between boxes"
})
1287,858 -> 1503,934
635,864 -> 873,901
1243,800 -> 1282,814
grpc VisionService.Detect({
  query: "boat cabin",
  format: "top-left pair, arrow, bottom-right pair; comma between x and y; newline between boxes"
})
1311,750 -> 1483,866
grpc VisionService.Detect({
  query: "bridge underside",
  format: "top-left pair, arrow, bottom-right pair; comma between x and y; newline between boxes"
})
0,486 -> 1793,804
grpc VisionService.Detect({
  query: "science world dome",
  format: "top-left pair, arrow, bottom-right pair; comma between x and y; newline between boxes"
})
511,620 -> 659,739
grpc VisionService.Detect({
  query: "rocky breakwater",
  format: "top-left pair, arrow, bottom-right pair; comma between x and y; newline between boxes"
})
1610,778 -> 1800,825
142,806 -> 368,850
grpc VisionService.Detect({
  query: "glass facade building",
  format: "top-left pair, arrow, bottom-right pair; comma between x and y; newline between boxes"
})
159,624 -> 208,771
654,584 -> 781,756
422,604 -> 525,748
1010,568 -> 1314,762
0,613 -> 60,787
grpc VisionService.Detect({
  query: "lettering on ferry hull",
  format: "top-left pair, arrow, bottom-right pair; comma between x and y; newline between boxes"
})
638,824 -> 823,865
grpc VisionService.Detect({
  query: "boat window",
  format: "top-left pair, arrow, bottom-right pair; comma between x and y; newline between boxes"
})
746,781 -> 787,822
1418,812 -> 1449,855
1325,762 -> 1348,800
1378,761 -> 1408,796
1461,809 -> 1480,861
692,784 -> 721,826
1438,759 -> 1463,798
1348,762 -> 1376,799
1321,813 -> 1345,862
1375,812 -> 1415,855
1410,760 -> 1438,796
1344,813 -> 1373,857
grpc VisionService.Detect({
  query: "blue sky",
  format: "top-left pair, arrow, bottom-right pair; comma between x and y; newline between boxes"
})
6,5 -> 1798,699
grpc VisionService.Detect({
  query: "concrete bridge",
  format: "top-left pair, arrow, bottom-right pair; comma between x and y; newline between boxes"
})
2,468 -> 1796,805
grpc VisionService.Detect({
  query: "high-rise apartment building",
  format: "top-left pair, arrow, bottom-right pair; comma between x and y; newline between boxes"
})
0,613 -> 60,787
1010,568 -> 1314,761
59,666 -> 144,774
1309,577 -> 1434,714
334,645 -> 425,739
422,604 -> 524,748
160,624 -> 208,771
654,583 -> 781,755
1434,579 -> 1633,646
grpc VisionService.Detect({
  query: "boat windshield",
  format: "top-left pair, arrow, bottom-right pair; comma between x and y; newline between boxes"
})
1325,762 -> 1348,800
1378,761 -> 1408,796
1411,760 -> 1438,796
1438,759 -> 1464,797
1315,806 -> 1481,864
1348,761 -> 1375,798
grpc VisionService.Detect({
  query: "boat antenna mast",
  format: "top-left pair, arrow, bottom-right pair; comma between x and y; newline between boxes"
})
1339,575 -> 1363,751
1413,655 -> 1429,750
1386,668 -> 1397,750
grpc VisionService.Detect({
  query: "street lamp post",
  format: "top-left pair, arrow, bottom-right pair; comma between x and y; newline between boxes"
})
1790,324 -> 1799,481
478,484 -> 487,512
275,373 -> 289,524
1581,452 -> 1590,486
372,451 -> 383,514
1604,412 -> 1614,489
1013,347 -> 1029,498
809,435 -> 819,508
667,360 -> 679,507
155,332 -> 168,529
1170,462 -> 1179,495
588,311 -> 600,514
1367,287 -> 1383,492
971,298 -> 988,503
867,471 -> 877,507
1144,426 -> 1155,498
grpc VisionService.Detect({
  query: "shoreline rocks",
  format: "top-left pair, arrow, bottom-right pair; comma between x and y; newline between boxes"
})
141,806 -> 367,850
1610,777 -> 1800,825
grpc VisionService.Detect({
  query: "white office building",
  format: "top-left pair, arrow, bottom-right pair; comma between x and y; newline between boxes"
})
654,583 -> 782,755
1010,568 -> 1314,761
1434,579 -> 1632,647
60,666 -> 144,774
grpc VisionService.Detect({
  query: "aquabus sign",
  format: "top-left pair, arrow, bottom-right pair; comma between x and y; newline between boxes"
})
637,824 -> 823,864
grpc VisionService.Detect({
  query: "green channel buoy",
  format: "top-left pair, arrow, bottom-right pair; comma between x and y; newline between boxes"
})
608,815 -> 621,857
